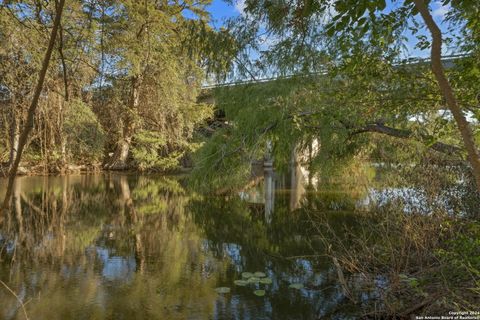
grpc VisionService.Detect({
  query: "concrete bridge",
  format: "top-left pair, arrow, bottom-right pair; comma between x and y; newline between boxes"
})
200,54 -> 467,92
198,54 -> 470,216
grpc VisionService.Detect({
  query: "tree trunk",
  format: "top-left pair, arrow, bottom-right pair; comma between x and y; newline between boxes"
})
105,76 -> 141,170
9,115 -> 20,169
1,0 -> 66,213
58,93 -> 67,169
58,23 -> 68,170
13,178 -> 24,242
413,0 -> 480,192
118,175 -> 145,273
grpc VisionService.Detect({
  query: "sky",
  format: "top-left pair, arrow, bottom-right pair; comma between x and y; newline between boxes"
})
207,0 -> 452,25
206,0 -> 458,59
206,0 -> 239,28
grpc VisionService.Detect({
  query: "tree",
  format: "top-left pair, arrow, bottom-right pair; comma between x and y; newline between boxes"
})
100,0 -> 232,171
411,0 -> 480,190
0,0 -> 236,175
193,0 -> 480,192
2,0 -> 66,212
0,0 -> 102,170
0,4 -> 39,167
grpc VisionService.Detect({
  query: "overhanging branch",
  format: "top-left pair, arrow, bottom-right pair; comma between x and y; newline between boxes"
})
351,122 -> 462,156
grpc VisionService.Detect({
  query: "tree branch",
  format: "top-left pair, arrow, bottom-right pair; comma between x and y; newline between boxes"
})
58,22 -> 69,101
350,122 -> 462,156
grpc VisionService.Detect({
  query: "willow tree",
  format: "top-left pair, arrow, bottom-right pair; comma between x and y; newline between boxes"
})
193,0 -> 480,191
100,0 -> 233,170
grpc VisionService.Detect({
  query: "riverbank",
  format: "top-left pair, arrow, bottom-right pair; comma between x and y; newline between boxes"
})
0,163 -> 103,177
0,163 -> 194,178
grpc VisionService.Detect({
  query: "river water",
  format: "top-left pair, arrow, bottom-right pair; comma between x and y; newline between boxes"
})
0,170 -> 462,320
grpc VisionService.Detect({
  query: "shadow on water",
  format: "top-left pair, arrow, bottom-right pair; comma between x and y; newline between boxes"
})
0,166 -> 443,320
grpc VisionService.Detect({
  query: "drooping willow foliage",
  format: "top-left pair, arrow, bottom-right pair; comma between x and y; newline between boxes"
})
192,54 -> 476,191
191,0 -> 480,192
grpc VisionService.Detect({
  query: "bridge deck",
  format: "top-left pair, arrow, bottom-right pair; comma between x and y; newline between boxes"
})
201,54 -> 469,90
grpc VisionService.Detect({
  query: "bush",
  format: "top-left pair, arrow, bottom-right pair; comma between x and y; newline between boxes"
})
131,130 -> 189,171
64,99 -> 105,164
308,160 -> 480,316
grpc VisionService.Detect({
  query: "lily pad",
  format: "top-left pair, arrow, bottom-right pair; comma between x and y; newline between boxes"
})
234,280 -> 249,286
215,287 -> 231,294
247,277 -> 260,283
242,272 -> 254,279
288,283 -> 304,290
254,272 -> 266,278
260,277 -> 272,284
253,289 -> 266,297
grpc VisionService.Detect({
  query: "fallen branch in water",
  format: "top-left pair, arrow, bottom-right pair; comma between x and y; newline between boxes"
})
0,280 -> 29,320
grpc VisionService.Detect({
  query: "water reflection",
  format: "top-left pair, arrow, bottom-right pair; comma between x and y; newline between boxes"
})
0,173 -> 366,319
264,168 -> 275,221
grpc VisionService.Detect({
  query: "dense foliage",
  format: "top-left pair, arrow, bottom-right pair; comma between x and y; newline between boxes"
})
0,0 -> 233,172
191,0 -> 480,192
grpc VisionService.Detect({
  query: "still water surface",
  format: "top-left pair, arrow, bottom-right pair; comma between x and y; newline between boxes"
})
0,173 -> 372,319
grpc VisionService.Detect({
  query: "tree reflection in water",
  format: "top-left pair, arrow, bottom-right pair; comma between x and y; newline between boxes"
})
0,173 -> 365,319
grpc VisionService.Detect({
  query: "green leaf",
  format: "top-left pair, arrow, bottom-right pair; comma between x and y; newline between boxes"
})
260,278 -> 272,284
248,277 -> 261,283
253,289 -> 266,296
409,278 -> 419,288
288,283 -> 304,289
234,280 -> 249,286
357,17 -> 367,27
242,272 -> 254,279
254,271 -> 266,278
378,0 -> 387,11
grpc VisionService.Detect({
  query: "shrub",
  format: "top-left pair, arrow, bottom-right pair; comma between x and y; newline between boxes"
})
64,99 -> 105,164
